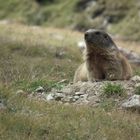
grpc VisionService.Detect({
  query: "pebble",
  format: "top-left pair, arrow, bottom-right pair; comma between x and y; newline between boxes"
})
75,92 -> 84,96
46,94 -> 54,101
131,76 -> 140,82
0,102 -> 6,110
73,95 -> 80,100
121,95 -> 140,110
35,86 -> 44,93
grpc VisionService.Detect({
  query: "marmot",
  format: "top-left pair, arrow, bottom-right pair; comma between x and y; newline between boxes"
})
74,29 -> 133,83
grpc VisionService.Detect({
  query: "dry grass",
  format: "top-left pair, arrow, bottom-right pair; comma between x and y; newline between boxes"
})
0,23 -> 140,140
0,91 -> 140,140
0,23 -> 82,84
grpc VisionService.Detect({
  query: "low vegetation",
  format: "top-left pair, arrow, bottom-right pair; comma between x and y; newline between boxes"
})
0,24 -> 82,86
135,86 -> 140,95
103,83 -> 125,98
1,94 -> 140,140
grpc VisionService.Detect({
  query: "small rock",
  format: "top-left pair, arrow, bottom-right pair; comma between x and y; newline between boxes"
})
73,95 -> 80,100
62,96 -> 73,103
72,98 -> 77,102
131,76 -> 140,82
46,94 -> 54,101
135,83 -> 140,88
35,86 -> 44,93
61,87 -> 75,95
80,94 -> 88,99
121,95 -> 140,110
75,92 -> 84,96
54,93 -> 65,101
0,102 -> 6,111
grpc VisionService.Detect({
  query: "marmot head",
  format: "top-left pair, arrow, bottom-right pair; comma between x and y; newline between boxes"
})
84,29 -> 117,50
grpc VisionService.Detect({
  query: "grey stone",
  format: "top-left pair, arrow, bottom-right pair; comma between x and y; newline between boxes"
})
73,95 -> 80,100
61,87 -> 73,94
122,95 -> 140,110
35,86 -> 44,93
61,96 -> 73,102
46,94 -> 54,101
131,76 -> 140,82
75,92 -> 83,95
0,103 -> 6,110
72,98 -> 76,102
54,93 -> 65,101
80,94 -> 88,99
135,83 -> 140,88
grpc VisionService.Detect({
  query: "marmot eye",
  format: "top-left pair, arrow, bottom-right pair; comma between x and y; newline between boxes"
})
95,31 -> 100,35
104,35 -> 108,39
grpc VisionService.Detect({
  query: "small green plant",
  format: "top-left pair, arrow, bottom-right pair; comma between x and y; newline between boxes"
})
103,83 -> 125,98
134,69 -> 140,76
135,86 -> 140,95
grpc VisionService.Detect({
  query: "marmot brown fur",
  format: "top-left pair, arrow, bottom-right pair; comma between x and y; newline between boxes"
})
74,29 -> 133,83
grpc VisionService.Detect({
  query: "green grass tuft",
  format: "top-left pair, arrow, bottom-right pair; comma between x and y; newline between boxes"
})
103,83 -> 125,98
135,86 -> 140,95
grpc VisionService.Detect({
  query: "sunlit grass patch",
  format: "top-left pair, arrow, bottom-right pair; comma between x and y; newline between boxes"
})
135,86 -> 140,95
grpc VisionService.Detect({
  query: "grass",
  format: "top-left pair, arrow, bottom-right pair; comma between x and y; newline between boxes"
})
0,23 -> 140,139
135,86 -> 140,95
13,79 -> 67,93
0,89 -> 140,140
0,23 -> 82,85
102,83 -> 125,98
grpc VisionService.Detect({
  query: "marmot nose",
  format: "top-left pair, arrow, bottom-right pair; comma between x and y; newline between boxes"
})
84,31 -> 91,40
85,30 -> 101,41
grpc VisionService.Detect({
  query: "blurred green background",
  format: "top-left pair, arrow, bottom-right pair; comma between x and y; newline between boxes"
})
1,0 -> 140,40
